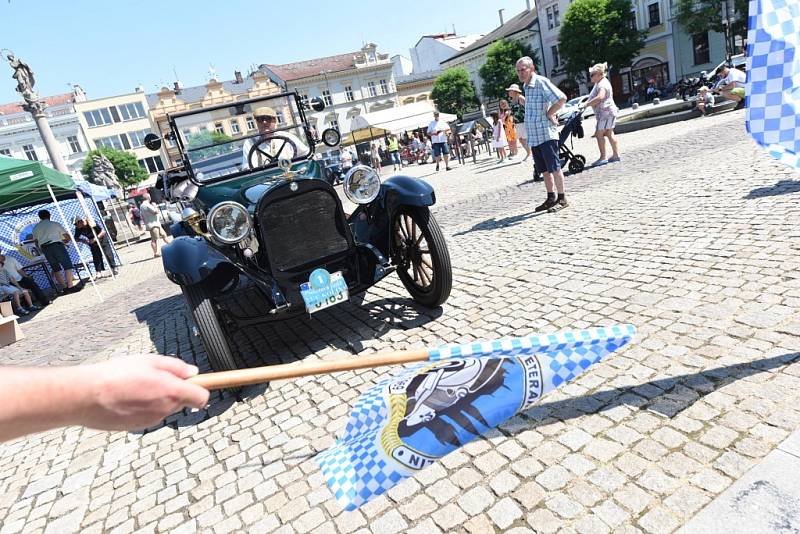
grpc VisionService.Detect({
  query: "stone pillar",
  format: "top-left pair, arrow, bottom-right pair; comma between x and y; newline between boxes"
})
25,100 -> 69,174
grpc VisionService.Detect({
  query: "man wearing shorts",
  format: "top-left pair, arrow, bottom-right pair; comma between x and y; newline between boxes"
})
426,111 -> 452,171
515,56 -> 568,212
717,64 -> 746,107
31,210 -> 79,292
140,193 -> 171,258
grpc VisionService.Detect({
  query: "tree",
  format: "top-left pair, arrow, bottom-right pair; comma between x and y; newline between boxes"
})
674,0 -> 747,52
430,68 -> 480,119
558,0 -> 648,83
479,39 -> 541,101
81,146 -> 148,188
185,130 -> 235,159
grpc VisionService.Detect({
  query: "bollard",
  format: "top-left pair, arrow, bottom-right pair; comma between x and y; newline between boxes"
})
632,103 -> 639,110
653,98 -> 660,105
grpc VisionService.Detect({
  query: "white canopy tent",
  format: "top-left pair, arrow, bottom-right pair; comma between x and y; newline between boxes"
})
348,102 -> 457,135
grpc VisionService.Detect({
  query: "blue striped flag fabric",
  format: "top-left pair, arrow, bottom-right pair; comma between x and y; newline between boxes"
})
746,0 -> 800,169
317,324 -> 636,511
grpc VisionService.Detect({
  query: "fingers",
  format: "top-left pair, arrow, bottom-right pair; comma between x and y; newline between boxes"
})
171,380 -> 210,410
148,354 -> 199,379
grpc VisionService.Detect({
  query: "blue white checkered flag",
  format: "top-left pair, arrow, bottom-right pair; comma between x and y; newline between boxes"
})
317,324 -> 636,511
746,0 -> 800,169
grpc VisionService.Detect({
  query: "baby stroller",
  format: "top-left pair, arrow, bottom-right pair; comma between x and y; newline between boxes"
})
557,110 -> 586,174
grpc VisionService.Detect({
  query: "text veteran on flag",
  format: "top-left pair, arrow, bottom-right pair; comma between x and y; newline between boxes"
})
317,324 -> 636,511
746,0 -> 800,170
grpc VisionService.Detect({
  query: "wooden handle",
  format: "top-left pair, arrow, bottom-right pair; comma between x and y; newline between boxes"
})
187,348 -> 431,390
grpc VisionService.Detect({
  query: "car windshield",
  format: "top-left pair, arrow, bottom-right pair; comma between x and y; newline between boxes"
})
172,94 -> 312,182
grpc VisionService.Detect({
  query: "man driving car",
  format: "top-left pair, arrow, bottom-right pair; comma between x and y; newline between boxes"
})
241,106 -> 308,168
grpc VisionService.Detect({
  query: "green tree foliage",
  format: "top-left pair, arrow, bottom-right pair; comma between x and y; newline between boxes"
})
430,68 -> 480,119
479,39 -> 541,101
674,0 -> 747,47
185,131 -> 236,159
81,146 -> 148,187
558,0 -> 648,83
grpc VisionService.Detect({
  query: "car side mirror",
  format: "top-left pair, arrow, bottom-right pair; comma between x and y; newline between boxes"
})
309,97 -> 325,112
144,133 -> 162,151
321,128 -> 341,147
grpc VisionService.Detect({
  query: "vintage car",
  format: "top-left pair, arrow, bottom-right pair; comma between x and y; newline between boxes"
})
144,93 -> 452,372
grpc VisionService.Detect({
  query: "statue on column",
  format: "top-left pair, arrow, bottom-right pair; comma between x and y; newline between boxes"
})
6,53 -> 37,103
89,152 -> 122,192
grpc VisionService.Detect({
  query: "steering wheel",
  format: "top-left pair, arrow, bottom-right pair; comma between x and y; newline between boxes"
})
247,134 -> 298,169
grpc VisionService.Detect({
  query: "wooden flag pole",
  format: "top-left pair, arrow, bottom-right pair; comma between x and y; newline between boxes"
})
188,348 -> 431,390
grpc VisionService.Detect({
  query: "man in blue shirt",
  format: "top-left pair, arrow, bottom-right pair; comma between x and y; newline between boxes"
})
515,56 -> 568,212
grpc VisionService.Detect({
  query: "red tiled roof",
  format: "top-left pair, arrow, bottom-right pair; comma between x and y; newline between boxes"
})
262,52 -> 359,81
0,93 -> 75,115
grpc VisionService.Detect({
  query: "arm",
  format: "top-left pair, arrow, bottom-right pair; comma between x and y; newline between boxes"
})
0,355 -> 209,442
584,88 -> 607,109
543,79 -> 567,125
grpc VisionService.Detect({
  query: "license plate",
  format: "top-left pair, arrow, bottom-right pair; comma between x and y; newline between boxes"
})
300,269 -> 349,314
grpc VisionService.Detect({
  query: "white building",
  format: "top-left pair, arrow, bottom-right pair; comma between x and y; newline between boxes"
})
260,43 -> 398,137
410,33 -> 484,74
440,8 -> 542,103
391,55 -> 413,79
0,88 -> 90,178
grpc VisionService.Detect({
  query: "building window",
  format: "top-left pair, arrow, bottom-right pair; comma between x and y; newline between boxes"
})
138,156 -> 164,174
628,10 -> 637,30
551,45 -> 560,68
345,85 -> 354,102
246,118 -> 256,131
230,119 -> 241,134
95,135 -> 124,150
84,109 -> 113,128
214,122 -> 225,134
368,81 -> 377,97
553,4 -> 560,26
329,119 -> 339,130
127,129 -> 151,148
648,3 -> 661,27
182,128 -> 192,142
300,94 -> 309,107
23,144 -> 37,161
0,148 -> 11,157
276,111 -> 285,125
546,5 -> 555,29
67,135 -> 81,154
379,79 -> 389,94
322,89 -> 332,106
118,102 -> 147,121
693,32 -> 710,65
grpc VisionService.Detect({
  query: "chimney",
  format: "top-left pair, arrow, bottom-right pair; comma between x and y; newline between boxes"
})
234,70 -> 244,84
498,8 -> 505,26
173,81 -> 182,94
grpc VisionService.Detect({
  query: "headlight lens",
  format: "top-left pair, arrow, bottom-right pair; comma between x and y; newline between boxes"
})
207,201 -> 251,244
343,165 -> 381,204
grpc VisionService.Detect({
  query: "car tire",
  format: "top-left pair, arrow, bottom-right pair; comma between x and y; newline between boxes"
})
392,206 -> 452,308
182,283 -> 242,373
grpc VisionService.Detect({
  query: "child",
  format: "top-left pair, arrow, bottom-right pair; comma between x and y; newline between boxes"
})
697,86 -> 715,115
491,111 -> 507,163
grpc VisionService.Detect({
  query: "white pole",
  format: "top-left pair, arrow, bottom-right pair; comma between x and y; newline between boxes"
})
46,184 -> 103,302
75,190 -> 116,281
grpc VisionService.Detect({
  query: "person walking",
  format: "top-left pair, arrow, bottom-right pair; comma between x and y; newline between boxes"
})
506,84 -> 531,162
369,142 -> 382,175
31,210 -> 80,292
490,112 -> 508,163
515,56 -> 569,212
583,62 -> 620,166
139,193 -> 170,258
498,99 -> 518,159
426,111 -> 452,171
387,134 -> 402,171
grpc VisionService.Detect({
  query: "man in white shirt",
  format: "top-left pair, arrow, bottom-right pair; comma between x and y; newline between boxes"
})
0,252 -> 48,305
31,210 -> 78,292
140,193 -> 170,258
0,262 -> 38,316
717,64 -> 746,105
241,106 -> 308,169
426,111 -> 452,172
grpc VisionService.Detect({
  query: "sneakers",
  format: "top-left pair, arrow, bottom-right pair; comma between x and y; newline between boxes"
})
592,159 -> 609,167
435,163 -> 440,171
112,268 -> 119,276
30,304 -> 42,311
548,198 -> 569,212
446,167 -> 452,171
608,156 -> 621,163
535,198 -> 557,212
17,308 -> 30,316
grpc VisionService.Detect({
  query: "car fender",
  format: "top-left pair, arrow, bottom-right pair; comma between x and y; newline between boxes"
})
162,236 -> 230,286
380,175 -> 435,210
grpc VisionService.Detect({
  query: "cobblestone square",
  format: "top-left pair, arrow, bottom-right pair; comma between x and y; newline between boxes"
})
1,110 -> 799,533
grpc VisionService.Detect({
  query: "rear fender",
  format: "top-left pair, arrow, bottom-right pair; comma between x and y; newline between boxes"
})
162,236 -> 231,286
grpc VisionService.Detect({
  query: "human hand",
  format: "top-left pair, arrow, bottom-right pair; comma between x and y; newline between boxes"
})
80,355 -> 209,431
548,114 -> 558,126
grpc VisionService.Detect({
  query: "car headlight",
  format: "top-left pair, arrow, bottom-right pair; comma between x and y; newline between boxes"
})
207,201 -> 251,244
343,165 -> 381,204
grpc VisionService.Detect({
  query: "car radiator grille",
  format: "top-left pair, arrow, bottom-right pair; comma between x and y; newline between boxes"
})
258,189 -> 350,271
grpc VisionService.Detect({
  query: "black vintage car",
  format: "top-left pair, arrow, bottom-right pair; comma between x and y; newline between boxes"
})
144,93 -> 452,372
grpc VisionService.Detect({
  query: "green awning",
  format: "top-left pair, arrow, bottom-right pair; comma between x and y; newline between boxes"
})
0,157 -> 77,213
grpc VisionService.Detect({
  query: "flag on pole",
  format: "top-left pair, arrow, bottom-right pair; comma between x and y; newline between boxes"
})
317,324 -> 636,511
746,0 -> 800,169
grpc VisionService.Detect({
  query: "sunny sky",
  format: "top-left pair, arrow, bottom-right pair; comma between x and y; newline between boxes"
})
0,0 -> 531,103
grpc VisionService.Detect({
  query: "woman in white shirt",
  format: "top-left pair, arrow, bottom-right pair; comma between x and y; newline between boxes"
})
584,62 -> 620,166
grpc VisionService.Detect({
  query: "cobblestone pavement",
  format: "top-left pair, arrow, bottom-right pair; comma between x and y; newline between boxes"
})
1,109 -> 799,533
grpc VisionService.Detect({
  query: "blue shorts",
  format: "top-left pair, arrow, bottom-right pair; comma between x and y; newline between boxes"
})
432,142 -> 449,158
531,140 -> 561,173
42,242 -> 73,272
390,151 -> 401,164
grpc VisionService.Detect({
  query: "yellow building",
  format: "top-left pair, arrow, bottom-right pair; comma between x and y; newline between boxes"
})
74,91 -> 162,183
396,72 -> 438,106
147,72 -> 281,168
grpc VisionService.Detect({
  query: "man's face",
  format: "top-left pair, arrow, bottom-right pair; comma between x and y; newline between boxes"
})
516,62 -> 533,83
256,115 -> 277,134
433,113 -> 439,122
